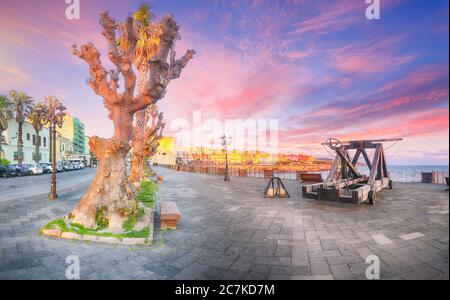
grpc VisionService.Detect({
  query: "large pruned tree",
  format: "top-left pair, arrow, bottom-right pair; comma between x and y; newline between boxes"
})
143,105 -> 164,160
69,10 -> 194,230
137,103 -> 165,178
130,101 -> 165,182
122,4 -> 168,185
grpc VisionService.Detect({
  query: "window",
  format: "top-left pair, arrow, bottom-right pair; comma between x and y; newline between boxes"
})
32,135 -> 35,146
43,137 -> 46,148
27,133 -> 30,141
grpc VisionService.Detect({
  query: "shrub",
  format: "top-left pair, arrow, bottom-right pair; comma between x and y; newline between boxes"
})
0,158 -> 10,166
136,180 -> 156,208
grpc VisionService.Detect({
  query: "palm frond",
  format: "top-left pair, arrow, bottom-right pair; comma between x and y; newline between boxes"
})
132,3 -> 152,27
117,4 -> 163,68
8,90 -> 34,124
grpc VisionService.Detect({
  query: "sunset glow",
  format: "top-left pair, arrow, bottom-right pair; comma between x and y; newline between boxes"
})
0,0 -> 448,164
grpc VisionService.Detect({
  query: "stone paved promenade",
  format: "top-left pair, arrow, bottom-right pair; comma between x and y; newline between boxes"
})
0,167 -> 448,279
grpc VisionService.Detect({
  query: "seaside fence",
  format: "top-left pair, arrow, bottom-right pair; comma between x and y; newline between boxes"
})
159,164 -> 449,185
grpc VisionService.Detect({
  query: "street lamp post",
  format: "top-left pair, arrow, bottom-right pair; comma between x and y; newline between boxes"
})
49,124 -> 58,199
43,96 -> 66,200
220,134 -> 232,182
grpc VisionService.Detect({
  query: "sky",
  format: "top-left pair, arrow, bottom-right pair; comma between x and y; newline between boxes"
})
0,0 -> 448,165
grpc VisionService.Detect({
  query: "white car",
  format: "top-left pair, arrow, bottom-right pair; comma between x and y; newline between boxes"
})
56,161 -> 63,172
28,163 -> 44,175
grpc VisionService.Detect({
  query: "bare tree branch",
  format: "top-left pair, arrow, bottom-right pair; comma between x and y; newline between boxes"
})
100,11 -> 137,99
131,14 -> 195,113
71,43 -> 120,108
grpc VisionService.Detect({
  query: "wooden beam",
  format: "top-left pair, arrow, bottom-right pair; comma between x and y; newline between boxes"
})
381,149 -> 388,178
352,149 -> 362,166
322,138 -> 403,146
361,149 -> 372,169
369,144 -> 382,184
326,154 -> 340,182
336,148 -> 361,178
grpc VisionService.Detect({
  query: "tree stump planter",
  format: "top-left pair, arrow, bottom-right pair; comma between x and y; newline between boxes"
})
40,205 -> 155,245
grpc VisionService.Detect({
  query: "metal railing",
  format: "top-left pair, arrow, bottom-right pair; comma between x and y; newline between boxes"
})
160,164 -> 449,185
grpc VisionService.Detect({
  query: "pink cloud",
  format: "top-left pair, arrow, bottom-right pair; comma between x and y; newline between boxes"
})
160,34 -> 308,126
277,107 -> 449,155
329,37 -> 416,74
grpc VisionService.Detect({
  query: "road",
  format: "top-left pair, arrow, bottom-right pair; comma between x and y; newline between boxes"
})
0,168 -> 96,202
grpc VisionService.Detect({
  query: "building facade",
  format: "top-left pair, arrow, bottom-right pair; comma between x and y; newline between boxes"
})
59,114 -> 85,155
56,133 -> 74,162
0,119 -> 50,163
151,137 -> 177,166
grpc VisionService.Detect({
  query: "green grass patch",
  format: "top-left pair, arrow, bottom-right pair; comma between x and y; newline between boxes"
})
95,206 -> 109,230
122,207 -> 145,231
42,218 -> 150,239
136,180 -> 156,208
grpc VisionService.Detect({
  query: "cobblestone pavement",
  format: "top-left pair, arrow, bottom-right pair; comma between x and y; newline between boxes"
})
0,167 -> 448,279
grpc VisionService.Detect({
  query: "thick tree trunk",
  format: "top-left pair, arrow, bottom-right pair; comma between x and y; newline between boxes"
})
129,110 -> 146,184
69,110 -> 137,230
69,136 -> 137,230
129,65 -> 149,185
67,10 -> 194,231
17,123 -> 23,165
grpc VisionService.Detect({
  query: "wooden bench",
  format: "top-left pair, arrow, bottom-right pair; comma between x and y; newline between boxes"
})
160,201 -> 181,230
300,173 -> 323,183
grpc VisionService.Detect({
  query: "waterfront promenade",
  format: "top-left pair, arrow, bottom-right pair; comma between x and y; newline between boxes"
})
0,167 -> 448,279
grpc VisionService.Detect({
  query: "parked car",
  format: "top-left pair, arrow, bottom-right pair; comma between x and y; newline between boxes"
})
56,161 -> 63,172
41,163 -> 52,174
63,162 -> 75,171
28,163 -> 44,175
0,165 -> 16,178
11,164 -> 30,176
73,162 -> 81,170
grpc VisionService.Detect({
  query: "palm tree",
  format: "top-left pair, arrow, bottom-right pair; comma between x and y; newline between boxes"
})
29,102 -> 48,163
118,3 -> 164,183
0,95 -> 13,157
9,90 -> 33,165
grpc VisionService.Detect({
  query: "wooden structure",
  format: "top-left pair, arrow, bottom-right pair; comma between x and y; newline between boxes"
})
297,172 -> 323,183
160,201 -> 181,230
264,177 -> 290,198
303,138 -> 402,204
421,172 -> 448,184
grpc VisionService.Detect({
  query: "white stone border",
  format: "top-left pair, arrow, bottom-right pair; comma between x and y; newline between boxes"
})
41,207 -> 155,245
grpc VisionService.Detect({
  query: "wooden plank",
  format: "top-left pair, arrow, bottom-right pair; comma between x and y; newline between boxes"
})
300,173 -> 323,182
351,149 -> 362,166
322,138 -> 403,147
361,149 -> 372,170
381,149 -> 388,178
326,154 -> 340,182
336,148 -> 361,178
369,144 -> 382,184
352,184 -> 371,204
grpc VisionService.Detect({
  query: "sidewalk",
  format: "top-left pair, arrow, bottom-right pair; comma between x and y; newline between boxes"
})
0,167 -> 448,279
